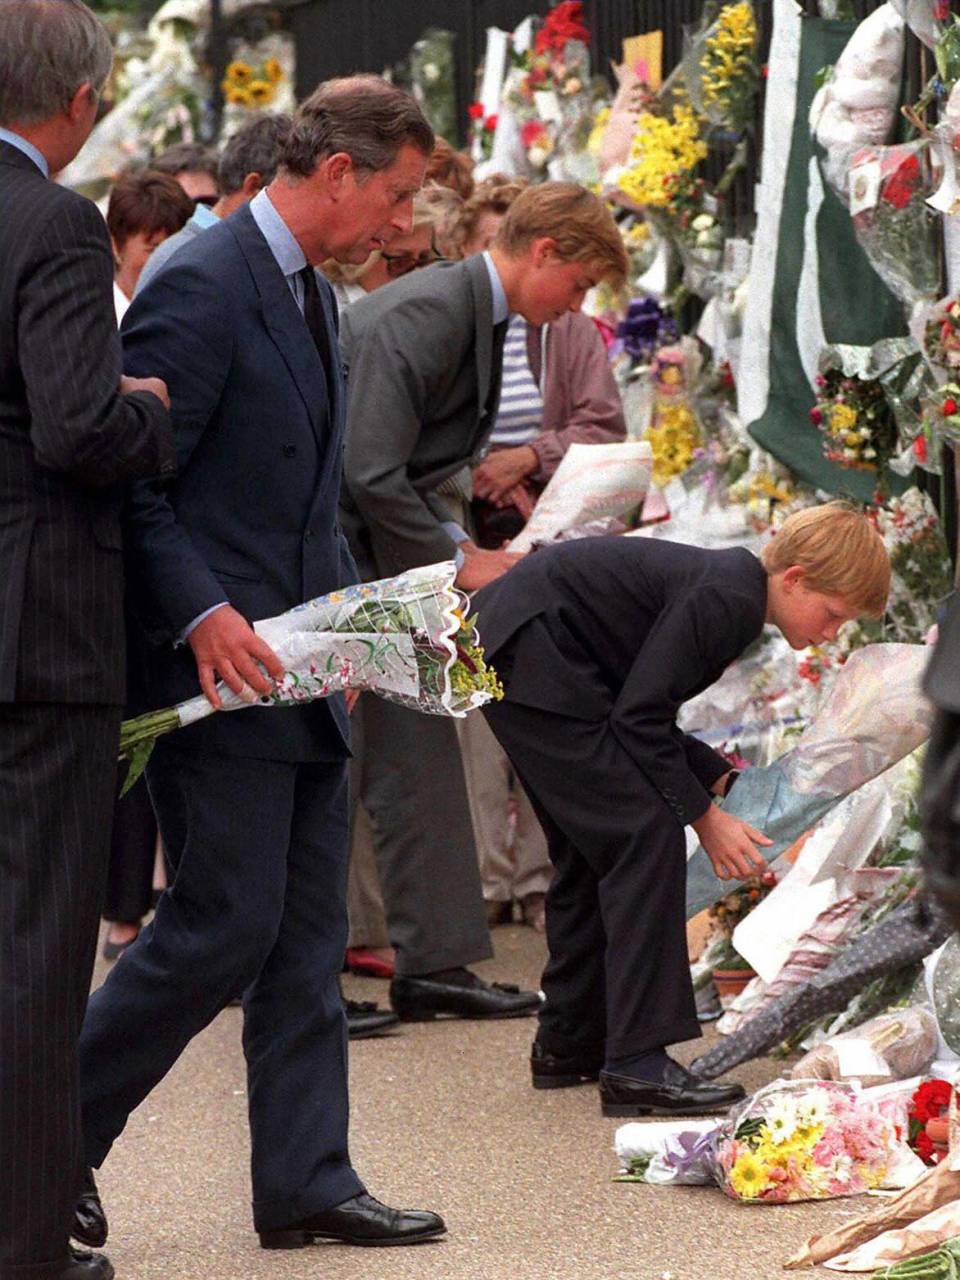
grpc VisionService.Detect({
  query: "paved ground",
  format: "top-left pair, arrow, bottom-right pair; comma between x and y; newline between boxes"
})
90,924 -> 868,1280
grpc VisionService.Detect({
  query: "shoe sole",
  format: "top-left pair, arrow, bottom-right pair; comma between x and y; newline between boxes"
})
532,1071 -> 600,1090
71,1228 -> 109,1249
601,1099 -> 740,1117
348,1023 -> 400,1040
259,1225 -> 447,1249
393,1006 -> 539,1022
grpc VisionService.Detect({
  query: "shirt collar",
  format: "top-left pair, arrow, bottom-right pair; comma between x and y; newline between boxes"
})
0,127 -> 49,177
190,201 -> 220,230
482,250 -> 510,325
249,187 -> 306,278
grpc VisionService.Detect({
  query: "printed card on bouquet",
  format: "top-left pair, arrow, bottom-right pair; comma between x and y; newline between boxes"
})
533,89 -> 563,124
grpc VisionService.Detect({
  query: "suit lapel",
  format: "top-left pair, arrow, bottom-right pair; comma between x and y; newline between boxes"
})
227,206 -> 328,444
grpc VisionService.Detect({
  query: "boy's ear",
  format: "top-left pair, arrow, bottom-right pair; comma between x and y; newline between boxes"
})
531,235 -> 558,266
782,565 -> 805,592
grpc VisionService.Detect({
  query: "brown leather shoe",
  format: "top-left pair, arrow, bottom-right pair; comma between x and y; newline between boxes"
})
520,892 -> 546,933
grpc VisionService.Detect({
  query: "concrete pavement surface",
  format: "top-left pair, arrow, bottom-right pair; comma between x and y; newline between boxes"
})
89,924 -> 868,1280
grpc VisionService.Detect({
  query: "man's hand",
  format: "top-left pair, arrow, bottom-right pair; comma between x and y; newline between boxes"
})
472,446 -> 538,505
121,373 -> 170,410
188,605 -> 285,709
691,804 -> 772,881
455,542 -> 523,592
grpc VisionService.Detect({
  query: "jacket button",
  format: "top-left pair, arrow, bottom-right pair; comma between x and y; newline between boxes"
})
283,444 -> 296,457
304,529 -> 313,542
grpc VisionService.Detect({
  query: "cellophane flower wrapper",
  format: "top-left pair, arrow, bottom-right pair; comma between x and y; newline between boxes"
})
848,141 -> 942,309
888,1 -> 948,52
508,441 -> 652,552
118,563 -> 500,790
685,644 -> 933,920
614,1119 -> 720,1185
682,1 -> 760,135
711,1080 -> 901,1204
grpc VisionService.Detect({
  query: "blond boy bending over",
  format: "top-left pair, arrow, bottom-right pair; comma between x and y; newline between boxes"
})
474,504 -> 890,1114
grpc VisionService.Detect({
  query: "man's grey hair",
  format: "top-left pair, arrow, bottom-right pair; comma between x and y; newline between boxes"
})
0,0 -> 113,127
281,75 -> 434,179
219,113 -> 292,196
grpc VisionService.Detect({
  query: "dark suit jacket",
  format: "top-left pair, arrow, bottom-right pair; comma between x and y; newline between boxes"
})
474,536 -> 768,826
121,203 -> 356,760
0,141 -> 174,705
338,254 -> 503,579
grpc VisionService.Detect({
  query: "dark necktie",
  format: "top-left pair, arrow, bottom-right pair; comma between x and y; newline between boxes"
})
297,265 -> 333,385
484,318 -> 509,421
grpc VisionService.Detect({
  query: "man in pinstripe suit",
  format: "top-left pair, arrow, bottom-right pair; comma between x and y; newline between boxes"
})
0,3 -> 175,1278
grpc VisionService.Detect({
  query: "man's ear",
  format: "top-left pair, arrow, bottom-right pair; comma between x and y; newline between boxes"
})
241,171 -> 262,196
66,80 -> 96,123
320,152 -> 353,197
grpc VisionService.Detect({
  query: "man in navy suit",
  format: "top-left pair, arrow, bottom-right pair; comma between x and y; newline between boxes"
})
74,77 -> 447,1256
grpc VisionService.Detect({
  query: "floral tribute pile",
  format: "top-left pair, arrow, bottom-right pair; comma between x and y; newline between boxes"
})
811,365 -> 898,473
714,1081 -> 899,1203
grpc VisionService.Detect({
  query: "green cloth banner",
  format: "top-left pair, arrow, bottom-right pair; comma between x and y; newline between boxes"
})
747,17 -> 909,501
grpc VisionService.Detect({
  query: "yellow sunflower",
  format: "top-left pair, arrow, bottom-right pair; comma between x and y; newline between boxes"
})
225,85 -> 254,107
226,60 -> 253,84
247,79 -> 275,106
263,56 -> 284,84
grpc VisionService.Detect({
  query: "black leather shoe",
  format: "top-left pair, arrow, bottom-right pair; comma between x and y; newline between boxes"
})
390,971 -> 541,1021
599,1060 -> 746,1117
72,1168 -> 107,1248
258,1192 -> 446,1249
345,998 -> 399,1039
531,1041 -> 602,1089
47,1248 -> 114,1279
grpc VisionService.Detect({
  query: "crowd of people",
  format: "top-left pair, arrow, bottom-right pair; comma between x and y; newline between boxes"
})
0,2 -> 902,1279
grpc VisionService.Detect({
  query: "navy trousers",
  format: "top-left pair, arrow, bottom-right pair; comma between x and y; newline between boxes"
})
483,696 -> 701,1066
78,742 -> 363,1231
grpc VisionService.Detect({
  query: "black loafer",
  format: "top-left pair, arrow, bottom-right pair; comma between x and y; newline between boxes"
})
72,1168 -> 107,1248
599,1060 -> 746,1117
345,998 -> 399,1039
390,972 -> 541,1021
258,1191 -> 446,1249
530,1041 -> 602,1089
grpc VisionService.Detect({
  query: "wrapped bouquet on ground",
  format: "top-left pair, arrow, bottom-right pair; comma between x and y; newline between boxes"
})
119,562 -> 501,791
712,1080 -> 903,1204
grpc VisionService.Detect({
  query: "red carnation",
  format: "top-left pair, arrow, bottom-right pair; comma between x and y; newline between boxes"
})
521,119 -> 546,147
912,1079 -> 952,1124
882,154 -> 920,210
468,101 -> 484,121
943,397 -> 958,417
915,1130 -> 936,1163
809,406 -> 824,425
484,114 -> 498,132
535,1 -> 590,54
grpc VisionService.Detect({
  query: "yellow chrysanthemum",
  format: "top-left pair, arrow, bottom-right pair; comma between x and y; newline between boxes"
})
701,3 -> 757,119
263,56 -> 284,84
729,1150 -> 769,1199
247,79 -> 275,106
226,60 -> 253,83
828,402 -> 859,435
225,85 -> 253,107
617,103 -> 708,210
587,106 -> 611,155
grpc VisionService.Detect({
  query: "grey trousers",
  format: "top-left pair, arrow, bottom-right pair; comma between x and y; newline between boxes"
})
350,692 -> 492,976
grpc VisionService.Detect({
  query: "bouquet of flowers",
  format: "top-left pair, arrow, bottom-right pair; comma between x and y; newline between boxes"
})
118,563 -> 501,792
688,1 -> 760,134
876,487 -> 954,643
811,365 -> 897,473
713,1080 -> 899,1203
501,2 -> 594,175
220,56 -> 284,109
848,141 -> 941,308
617,102 -> 709,210
467,101 -> 498,161
907,1079 -> 954,1165
922,296 -> 960,380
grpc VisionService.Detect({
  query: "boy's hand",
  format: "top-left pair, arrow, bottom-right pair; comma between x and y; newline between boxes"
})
691,805 -> 772,881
